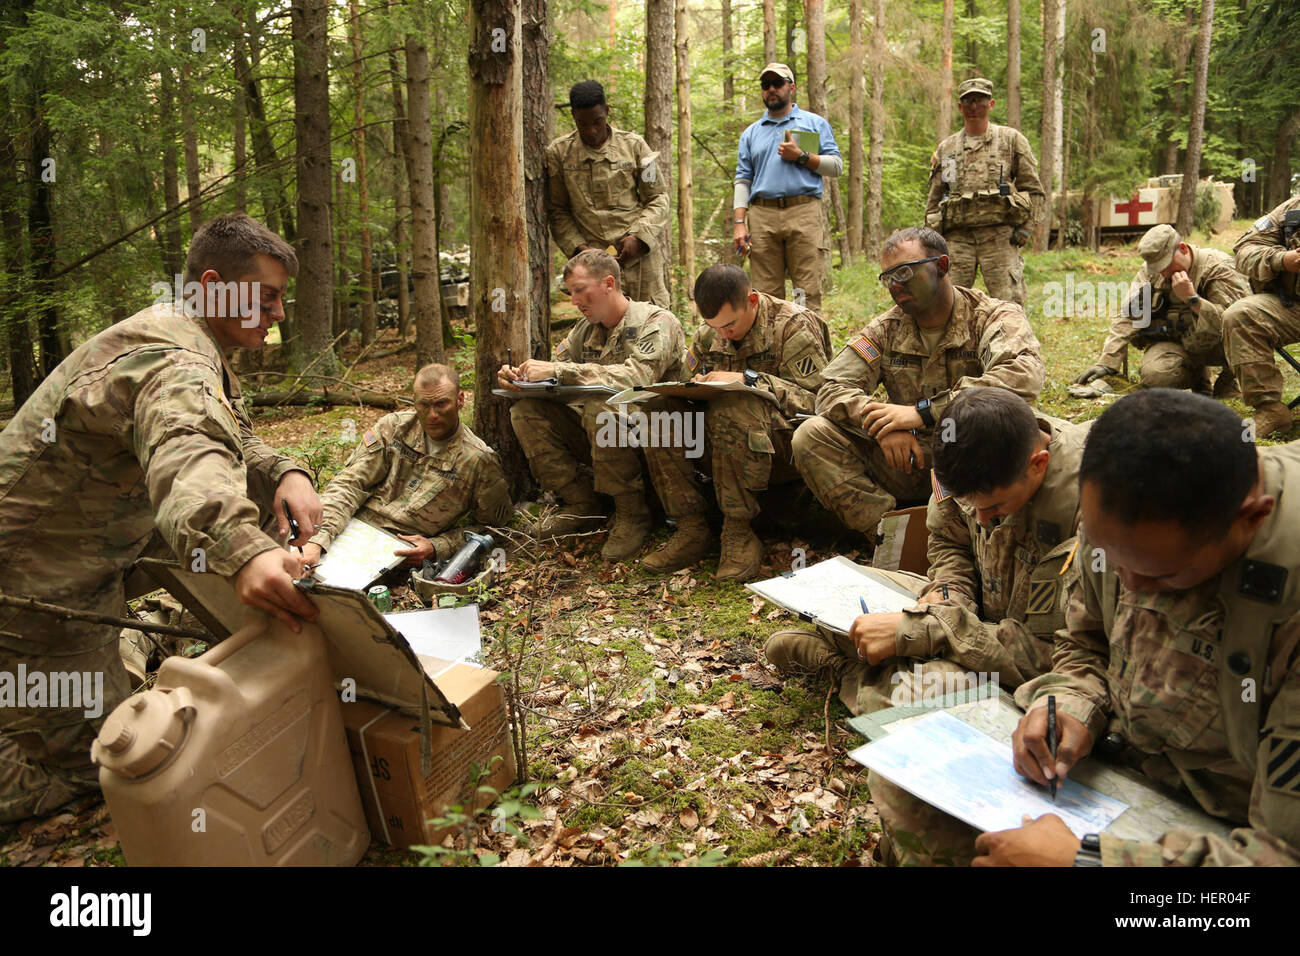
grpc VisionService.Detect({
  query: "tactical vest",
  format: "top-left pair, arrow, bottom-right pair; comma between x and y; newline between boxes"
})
936,126 -> 1026,231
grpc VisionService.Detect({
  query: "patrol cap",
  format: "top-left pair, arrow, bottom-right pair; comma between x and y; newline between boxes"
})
758,62 -> 795,83
1138,224 -> 1181,276
957,77 -> 994,99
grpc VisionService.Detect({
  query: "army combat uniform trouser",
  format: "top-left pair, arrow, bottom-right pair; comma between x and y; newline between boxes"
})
1223,293 -> 1300,408
943,224 -> 1026,307
1137,340 -> 1229,392
618,251 -> 670,309
790,415 -> 932,538
510,397 -> 646,500
747,198 -> 828,315
644,392 -> 800,521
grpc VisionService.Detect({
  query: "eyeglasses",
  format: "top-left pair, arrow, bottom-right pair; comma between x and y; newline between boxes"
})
760,77 -> 788,90
878,257 -> 942,286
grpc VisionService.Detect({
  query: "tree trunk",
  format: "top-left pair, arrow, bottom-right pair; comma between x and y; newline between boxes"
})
28,85 -> 61,376
763,0 -> 777,64
722,0 -> 734,109
388,47 -> 412,339
804,0 -> 847,271
938,0 -> 954,141
785,0 -> 799,78
350,0 -> 376,346
232,25 -> 248,211
1006,0 -> 1020,129
1162,6 -> 1197,177
644,0 -> 674,297
236,19 -> 294,241
404,36 -> 444,366
867,0 -> 884,257
159,68 -> 184,280
1,128 -> 35,406
469,0 -> 531,496
847,0 -> 865,259
523,0 -> 552,358
1035,0 -> 1059,251
333,166 -> 349,341
180,60 -> 203,234
1176,0 -> 1213,237
291,0 -> 338,375
432,84 -> 457,350
675,0 -> 695,291
966,0 -> 977,69
1082,50 -> 1098,250
1268,109 -> 1300,210
1055,66 -> 1072,251
1052,0 -> 1065,190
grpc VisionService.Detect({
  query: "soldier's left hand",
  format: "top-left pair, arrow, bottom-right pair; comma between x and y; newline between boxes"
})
515,359 -> 557,382
863,401 -> 923,438
849,611 -> 903,664
615,234 -> 646,264
694,371 -> 744,384
878,430 -> 924,473
1170,271 -> 1196,301
972,814 -> 1081,867
394,533 -> 437,567
276,470 -> 321,545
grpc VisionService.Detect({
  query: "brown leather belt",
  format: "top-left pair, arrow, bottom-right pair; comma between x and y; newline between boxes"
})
750,194 -> 820,209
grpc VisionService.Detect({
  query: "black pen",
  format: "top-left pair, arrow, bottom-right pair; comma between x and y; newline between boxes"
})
283,498 -> 303,554
1047,694 -> 1058,802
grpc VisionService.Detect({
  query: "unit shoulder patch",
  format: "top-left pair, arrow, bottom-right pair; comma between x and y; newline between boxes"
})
794,354 -> 818,378
1026,579 -> 1058,616
1266,734 -> 1300,795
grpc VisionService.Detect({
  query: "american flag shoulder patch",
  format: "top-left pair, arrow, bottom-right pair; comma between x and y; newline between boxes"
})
931,471 -> 952,502
848,335 -> 881,363
685,347 -> 699,372
362,429 -> 379,448
555,340 -> 569,359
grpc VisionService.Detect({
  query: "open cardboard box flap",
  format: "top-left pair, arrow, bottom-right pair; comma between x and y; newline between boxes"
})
138,558 -> 462,729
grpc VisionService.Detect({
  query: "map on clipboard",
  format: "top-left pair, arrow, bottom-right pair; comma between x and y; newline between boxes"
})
491,380 -> 618,402
311,518 -> 407,591
608,380 -> 782,408
746,556 -> 920,635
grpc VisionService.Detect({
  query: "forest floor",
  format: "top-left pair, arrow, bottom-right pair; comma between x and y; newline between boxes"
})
3,220 -> 1297,867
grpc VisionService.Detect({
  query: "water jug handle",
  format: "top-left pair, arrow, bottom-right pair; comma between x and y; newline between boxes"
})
168,685 -> 197,722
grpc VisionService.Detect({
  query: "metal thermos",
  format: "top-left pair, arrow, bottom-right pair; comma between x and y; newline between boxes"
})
435,531 -> 494,585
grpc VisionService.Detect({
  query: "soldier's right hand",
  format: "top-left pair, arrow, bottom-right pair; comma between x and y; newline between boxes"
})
1072,364 -> 1114,385
878,429 -> 924,473
1012,703 -> 1093,788
300,542 -> 324,568
235,548 -> 319,633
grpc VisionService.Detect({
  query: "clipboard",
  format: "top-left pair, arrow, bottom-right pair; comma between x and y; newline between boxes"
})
746,556 -> 920,636
609,380 -> 782,408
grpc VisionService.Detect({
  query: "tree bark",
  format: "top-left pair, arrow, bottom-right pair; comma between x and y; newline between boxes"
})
1035,0 -> 1059,251
469,0 -> 531,496
644,0 -> 674,296
804,0 -> 846,271
350,0 -> 376,346
159,67 -> 185,280
722,0 -> 734,109
180,59 -> 203,234
29,83 -> 62,376
1176,0 -> 1213,237
763,0 -> 777,64
523,0 -> 551,358
966,0 -> 977,69
867,0 -> 884,257
785,0 -> 799,78
236,18 -> 294,241
1052,0 -> 1064,190
847,0 -> 866,259
248,388 -> 403,409
291,0 -> 338,375
1,126 -> 35,406
1161,6 -> 1197,177
675,0 -> 695,291
1006,0 -> 1021,129
1268,109 -> 1300,210
1055,66 -> 1072,251
404,36 -> 444,366
232,23 -> 248,211
388,47 -> 412,339
938,0 -> 954,142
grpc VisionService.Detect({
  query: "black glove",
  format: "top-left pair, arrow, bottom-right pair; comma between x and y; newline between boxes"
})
1073,365 -> 1115,385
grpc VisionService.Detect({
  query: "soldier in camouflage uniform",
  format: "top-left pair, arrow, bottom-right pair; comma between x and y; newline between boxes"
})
640,264 -> 830,582
1222,193 -> 1300,438
1074,225 -> 1248,397
792,227 -> 1045,545
300,364 -> 512,571
924,78 -> 1045,307
0,213 -> 319,823
547,80 -> 670,307
976,391 -> 1300,867
499,250 -> 685,563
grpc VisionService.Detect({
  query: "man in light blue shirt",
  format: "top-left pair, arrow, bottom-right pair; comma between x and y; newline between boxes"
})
733,62 -> 842,314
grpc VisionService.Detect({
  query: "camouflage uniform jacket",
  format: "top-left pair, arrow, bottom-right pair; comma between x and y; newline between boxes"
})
1016,442 -> 1300,866
309,413 -> 512,561
1233,193 -> 1300,300
1097,245 -> 1250,368
0,304 -> 304,648
925,123 -> 1046,232
895,415 -> 1090,688
552,300 -> 685,388
815,286 -> 1045,441
546,124 -> 669,258
684,292 -> 830,418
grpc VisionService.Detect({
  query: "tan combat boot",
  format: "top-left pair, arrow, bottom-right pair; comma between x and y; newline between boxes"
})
535,479 -> 605,538
641,514 -> 713,573
1212,369 -> 1241,401
601,494 -> 651,562
1252,401 -> 1295,440
716,516 -> 763,583
763,629 -> 846,680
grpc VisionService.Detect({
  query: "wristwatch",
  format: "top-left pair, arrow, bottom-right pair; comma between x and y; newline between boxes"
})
915,398 -> 935,428
743,369 -> 760,388
1073,833 -> 1103,867
1188,294 -> 1202,308
796,150 -> 810,167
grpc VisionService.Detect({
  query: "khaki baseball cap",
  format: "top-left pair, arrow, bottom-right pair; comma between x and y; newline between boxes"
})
758,62 -> 795,83
1138,224 -> 1181,276
957,77 -> 994,99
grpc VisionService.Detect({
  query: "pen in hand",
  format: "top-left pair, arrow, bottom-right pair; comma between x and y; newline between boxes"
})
282,497 -> 303,555
1047,694 -> 1058,803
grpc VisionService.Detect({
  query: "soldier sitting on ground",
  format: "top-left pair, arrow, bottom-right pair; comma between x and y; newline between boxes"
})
640,264 -> 830,583
975,389 -> 1300,867
497,250 -> 686,563
791,226 -> 1045,549
300,363 -> 512,572
1074,224 -> 1248,398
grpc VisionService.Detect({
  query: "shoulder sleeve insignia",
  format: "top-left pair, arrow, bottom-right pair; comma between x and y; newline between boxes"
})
624,326 -> 638,340
1266,734 -> 1300,795
1253,215 -> 1275,233
636,337 -> 658,355
555,340 -> 569,360
848,335 -> 881,363
685,347 -> 699,372
931,471 -> 952,503
794,354 -> 817,378
1026,579 -> 1058,616
362,429 -> 379,448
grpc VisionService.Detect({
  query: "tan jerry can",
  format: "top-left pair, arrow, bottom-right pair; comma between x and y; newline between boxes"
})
92,614 -> 370,866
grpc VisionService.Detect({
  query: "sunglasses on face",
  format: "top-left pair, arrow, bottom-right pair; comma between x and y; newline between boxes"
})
878,256 -> 942,286
761,77 -> 788,90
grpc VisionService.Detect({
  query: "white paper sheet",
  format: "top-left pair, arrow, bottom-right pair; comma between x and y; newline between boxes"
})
747,557 -> 919,635
311,518 -> 407,591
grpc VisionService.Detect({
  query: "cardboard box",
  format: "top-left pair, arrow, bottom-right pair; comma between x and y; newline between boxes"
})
871,505 -> 931,576
342,661 -> 516,848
